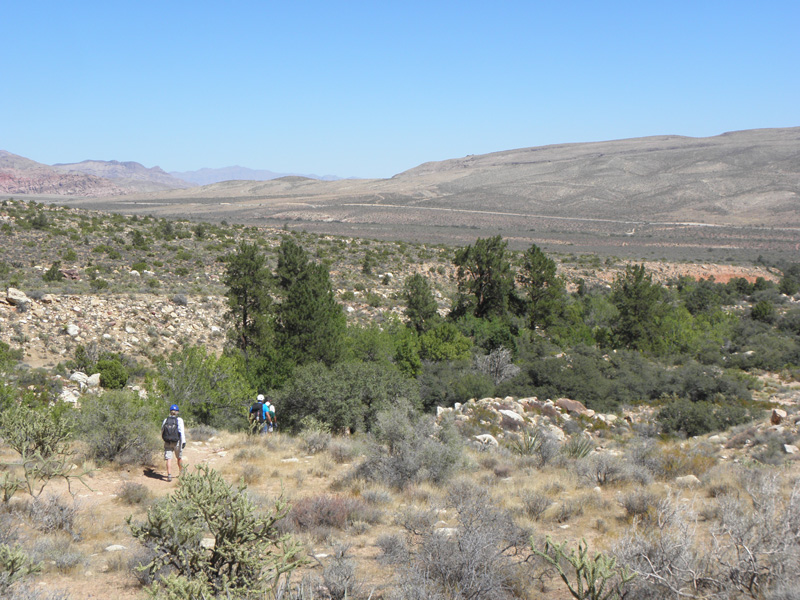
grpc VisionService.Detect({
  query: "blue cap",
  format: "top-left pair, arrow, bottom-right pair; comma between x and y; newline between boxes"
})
170,404 -> 179,412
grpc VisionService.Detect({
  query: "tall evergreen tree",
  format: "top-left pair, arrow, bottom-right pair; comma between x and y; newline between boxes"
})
611,264 -> 665,351
452,235 -> 515,320
517,243 -> 565,330
275,238 -> 346,366
403,273 -> 439,333
223,241 -> 273,361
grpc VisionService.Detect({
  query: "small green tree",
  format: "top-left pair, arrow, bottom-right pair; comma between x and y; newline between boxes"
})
403,273 -> 439,333
129,465 -> 306,599
452,235 -> 516,320
156,345 -> 254,428
610,264 -> 666,351
42,261 -> 64,282
518,243 -> 565,329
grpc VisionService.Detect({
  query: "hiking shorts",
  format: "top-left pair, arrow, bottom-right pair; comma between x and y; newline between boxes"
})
164,441 -> 183,460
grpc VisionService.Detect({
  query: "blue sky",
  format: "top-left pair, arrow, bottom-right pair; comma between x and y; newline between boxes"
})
2,1 -> 798,178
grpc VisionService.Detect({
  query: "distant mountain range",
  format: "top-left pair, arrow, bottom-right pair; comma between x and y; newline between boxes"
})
0,152 -> 342,196
170,166 -> 342,186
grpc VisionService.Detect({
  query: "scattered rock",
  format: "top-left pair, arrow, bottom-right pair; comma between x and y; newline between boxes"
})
675,474 -> 702,487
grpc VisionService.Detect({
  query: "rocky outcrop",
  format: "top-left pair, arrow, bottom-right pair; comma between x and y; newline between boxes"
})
0,292 -> 228,367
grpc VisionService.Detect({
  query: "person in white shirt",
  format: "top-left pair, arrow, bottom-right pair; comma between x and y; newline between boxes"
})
161,404 -> 186,481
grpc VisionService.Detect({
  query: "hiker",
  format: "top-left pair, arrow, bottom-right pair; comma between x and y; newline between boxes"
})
267,401 -> 277,432
249,394 -> 272,435
161,404 -> 186,482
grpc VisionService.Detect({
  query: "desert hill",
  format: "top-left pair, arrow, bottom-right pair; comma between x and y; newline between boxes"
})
29,127 -> 798,261
5,127 -> 800,260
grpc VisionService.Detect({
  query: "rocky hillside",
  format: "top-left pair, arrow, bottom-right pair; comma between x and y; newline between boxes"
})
53,159 -> 193,192
0,151 -> 190,195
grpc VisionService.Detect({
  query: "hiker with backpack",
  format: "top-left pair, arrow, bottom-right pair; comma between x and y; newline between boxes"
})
249,394 -> 272,435
161,404 -> 186,482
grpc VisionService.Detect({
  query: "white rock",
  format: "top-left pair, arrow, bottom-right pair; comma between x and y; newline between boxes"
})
784,444 -> 799,455
66,323 -> 80,337
69,372 -> 89,385
675,475 -> 702,487
104,544 -> 126,552
474,434 -> 499,446
59,390 -> 80,404
129,270 -> 141,277
200,538 -> 215,549
87,373 -> 101,388
499,409 -> 524,422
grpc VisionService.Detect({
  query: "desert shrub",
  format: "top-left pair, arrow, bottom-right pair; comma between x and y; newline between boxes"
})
95,358 -> 128,389
276,360 -> 420,434
42,262 -> 64,282
156,345 -> 253,429
578,453 -> 632,487
710,471 -> 800,597
129,465 -> 305,598
188,424 -> 217,442
327,439 -> 362,464
77,390 -> 158,465
4,583 -> 71,600
657,396 -> 750,437
300,429 -> 331,455
322,545 -> 362,600
520,489 -> 552,521
29,494 -> 80,540
619,489 -> 661,523
649,443 -> 718,479
29,536 -> 85,574
376,532 -> 408,564
613,493 -> 709,600
353,401 -> 464,489
286,494 -> 376,532
394,481 -> 530,600
117,482 -> 152,506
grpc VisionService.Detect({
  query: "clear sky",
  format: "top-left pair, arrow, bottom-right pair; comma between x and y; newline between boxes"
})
2,1 -> 798,179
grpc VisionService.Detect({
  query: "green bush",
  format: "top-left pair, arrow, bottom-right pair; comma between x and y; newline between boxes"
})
96,358 -> 128,389
656,396 -> 750,437
77,390 -> 158,465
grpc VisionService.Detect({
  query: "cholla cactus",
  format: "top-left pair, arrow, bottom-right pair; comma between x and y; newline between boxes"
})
129,464 -> 306,598
534,536 -> 635,600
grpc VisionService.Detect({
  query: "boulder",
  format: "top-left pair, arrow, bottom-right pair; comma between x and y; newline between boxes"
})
86,373 -> 101,388
6,288 -> 30,308
556,398 -> 587,415
784,444 -> 799,455
771,408 -> 787,425
499,409 -> 524,423
474,434 -> 499,447
66,323 -> 80,337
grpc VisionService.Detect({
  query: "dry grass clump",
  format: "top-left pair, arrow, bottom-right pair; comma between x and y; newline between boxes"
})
116,481 -> 152,506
